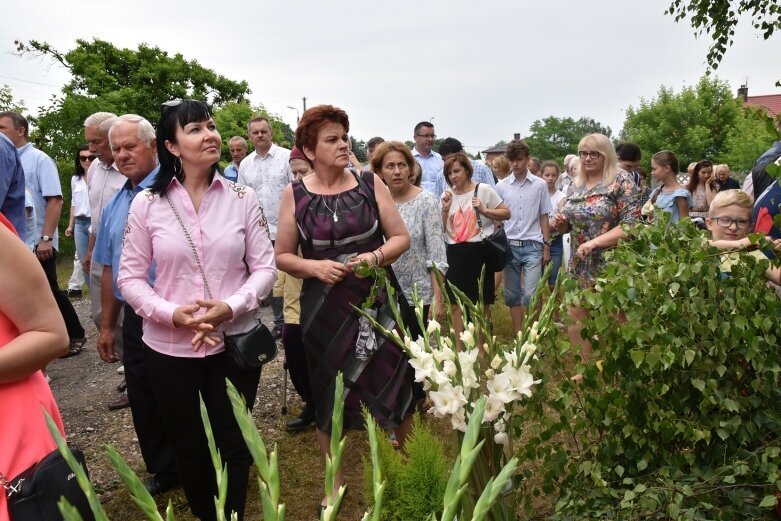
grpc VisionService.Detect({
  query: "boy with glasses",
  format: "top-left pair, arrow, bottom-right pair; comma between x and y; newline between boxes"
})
707,190 -> 781,285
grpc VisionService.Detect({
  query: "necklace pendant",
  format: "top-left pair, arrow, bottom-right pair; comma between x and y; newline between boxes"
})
333,214 -> 339,223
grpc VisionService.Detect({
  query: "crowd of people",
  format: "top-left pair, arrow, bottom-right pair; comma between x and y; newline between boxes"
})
0,103 -> 779,521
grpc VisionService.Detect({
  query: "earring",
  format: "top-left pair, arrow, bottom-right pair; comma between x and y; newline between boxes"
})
174,156 -> 182,176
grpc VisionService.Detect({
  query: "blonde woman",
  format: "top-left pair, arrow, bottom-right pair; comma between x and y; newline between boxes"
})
551,134 -> 640,367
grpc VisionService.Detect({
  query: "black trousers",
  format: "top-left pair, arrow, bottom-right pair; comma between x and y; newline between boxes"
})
144,345 -> 261,521
39,249 -> 84,339
122,305 -> 177,478
281,323 -> 312,403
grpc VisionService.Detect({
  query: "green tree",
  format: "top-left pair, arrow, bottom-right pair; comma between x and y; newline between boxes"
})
721,107 -> 780,171
0,84 -> 26,113
524,116 -> 612,163
15,38 -> 251,160
621,76 -> 742,168
666,0 -> 781,78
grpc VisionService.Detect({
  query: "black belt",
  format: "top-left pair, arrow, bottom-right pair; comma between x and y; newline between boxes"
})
74,216 -> 91,222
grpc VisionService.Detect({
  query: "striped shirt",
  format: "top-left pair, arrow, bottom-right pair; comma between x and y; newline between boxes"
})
495,170 -> 551,242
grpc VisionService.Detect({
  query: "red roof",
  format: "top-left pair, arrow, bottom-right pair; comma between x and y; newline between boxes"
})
745,94 -> 781,116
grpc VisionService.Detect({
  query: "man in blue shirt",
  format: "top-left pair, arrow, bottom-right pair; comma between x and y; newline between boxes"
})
0,132 -> 25,237
411,121 -> 445,198
0,111 -> 86,354
223,136 -> 247,182
93,114 -> 179,496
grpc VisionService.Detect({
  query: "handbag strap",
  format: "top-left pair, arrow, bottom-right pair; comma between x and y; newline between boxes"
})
165,194 -> 213,300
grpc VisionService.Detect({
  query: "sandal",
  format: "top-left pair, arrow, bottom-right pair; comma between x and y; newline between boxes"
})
61,337 -> 87,358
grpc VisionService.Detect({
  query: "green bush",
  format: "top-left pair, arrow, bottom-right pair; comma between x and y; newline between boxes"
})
363,415 -> 450,520
515,219 -> 781,519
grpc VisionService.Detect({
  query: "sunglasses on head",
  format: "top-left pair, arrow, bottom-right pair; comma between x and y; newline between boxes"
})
160,99 -> 184,117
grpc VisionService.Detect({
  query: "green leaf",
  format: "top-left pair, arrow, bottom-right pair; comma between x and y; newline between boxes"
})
691,378 -> 705,391
636,460 -> 648,471
759,495 -> 778,508
630,350 -> 645,368
684,349 -> 695,366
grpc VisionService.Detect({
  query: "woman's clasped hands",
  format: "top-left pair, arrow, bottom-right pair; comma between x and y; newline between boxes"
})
173,300 -> 234,351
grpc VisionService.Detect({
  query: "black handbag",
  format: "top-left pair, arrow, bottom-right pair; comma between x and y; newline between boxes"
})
166,195 -> 277,370
224,320 -> 277,370
2,448 -> 95,521
473,183 -> 510,272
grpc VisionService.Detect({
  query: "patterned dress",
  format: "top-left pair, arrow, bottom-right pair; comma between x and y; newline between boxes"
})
294,171 -> 416,432
562,171 -> 640,286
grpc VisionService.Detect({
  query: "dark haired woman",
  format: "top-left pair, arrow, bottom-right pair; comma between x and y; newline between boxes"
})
64,145 -> 92,300
440,152 -> 509,345
687,159 -> 715,219
117,99 -> 277,521
275,105 -> 416,512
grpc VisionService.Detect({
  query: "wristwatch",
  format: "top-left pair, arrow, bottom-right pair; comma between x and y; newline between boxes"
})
40,235 -> 53,242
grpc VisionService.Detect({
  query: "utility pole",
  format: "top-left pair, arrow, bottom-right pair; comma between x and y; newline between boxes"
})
302,96 -> 307,111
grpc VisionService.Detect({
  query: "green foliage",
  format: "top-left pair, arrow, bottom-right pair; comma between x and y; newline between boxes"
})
666,0 -> 781,77
16,38 -> 251,160
514,219 -> 781,519
525,116 -> 612,163
0,84 -> 26,113
363,415 -> 450,521
621,76 -> 744,168
722,108 -> 781,171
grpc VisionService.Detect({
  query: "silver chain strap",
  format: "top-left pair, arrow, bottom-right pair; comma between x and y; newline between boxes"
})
0,470 -> 24,498
165,195 -> 213,300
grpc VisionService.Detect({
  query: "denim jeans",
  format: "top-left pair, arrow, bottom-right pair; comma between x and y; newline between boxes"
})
67,217 -> 90,290
548,238 -> 564,287
502,241 -> 543,308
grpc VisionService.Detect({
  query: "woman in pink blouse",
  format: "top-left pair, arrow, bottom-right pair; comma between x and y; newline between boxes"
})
117,100 -> 277,521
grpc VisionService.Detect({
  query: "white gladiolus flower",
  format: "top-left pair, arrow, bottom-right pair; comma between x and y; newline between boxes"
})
483,396 -> 505,422
432,370 -> 452,388
429,383 -> 467,417
490,355 -> 502,369
457,348 -> 478,368
529,321 -> 540,342
427,319 -> 441,334
451,408 -> 467,432
495,418 -> 506,432
461,368 -> 479,390
442,336 -> 454,348
503,350 -> 519,367
484,368 -> 495,379
443,360 -> 457,377
407,338 -> 424,357
409,352 -> 436,382
505,364 -> 539,398
494,431 -> 509,446
487,373 -> 520,404
459,329 -> 475,348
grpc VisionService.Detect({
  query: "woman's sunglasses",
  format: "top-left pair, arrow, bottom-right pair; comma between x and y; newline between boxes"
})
79,155 -> 97,162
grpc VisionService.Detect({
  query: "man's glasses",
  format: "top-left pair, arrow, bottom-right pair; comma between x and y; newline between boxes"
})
416,133 -> 436,139
578,150 -> 602,160
79,155 -> 96,162
712,217 -> 752,230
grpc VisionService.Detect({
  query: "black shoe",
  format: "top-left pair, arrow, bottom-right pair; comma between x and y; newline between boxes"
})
286,402 -> 316,431
67,289 -> 83,299
272,326 -> 282,340
144,474 -> 181,496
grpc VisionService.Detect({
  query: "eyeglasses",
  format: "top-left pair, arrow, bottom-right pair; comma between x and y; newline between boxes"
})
712,217 -> 752,230
79,155 -> 96,162
161,99 -> 184,117
382,162 -> 409,172
416,133 -> 436,139
578,150 -> 602,160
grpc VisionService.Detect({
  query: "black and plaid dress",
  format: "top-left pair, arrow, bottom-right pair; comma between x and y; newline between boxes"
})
293,171 -> 416,432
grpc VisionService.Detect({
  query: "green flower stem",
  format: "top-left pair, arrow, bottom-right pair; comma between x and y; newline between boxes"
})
105,445 -> 166,521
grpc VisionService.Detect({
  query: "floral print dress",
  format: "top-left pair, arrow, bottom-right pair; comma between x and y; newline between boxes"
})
562,170 -> 640,286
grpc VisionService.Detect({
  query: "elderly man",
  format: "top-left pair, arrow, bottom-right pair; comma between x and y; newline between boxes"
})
223,136 -> 247,182
93,114 -> 179,495
238,115 -> 291,338
84,112 -> 127,369
0,111 -> 86,355
411,121 -> 444,197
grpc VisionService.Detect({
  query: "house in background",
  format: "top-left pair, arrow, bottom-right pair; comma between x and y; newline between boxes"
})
482,132 -> 522,164
738,85 -> 781,117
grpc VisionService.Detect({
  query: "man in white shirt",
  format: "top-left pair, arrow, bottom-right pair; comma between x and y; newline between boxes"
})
237,116 -> 291,338
84,112 -> 127,374
411,121 -> 444,198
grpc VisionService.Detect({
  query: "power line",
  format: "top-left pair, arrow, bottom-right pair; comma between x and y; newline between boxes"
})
0,73 -> 62,89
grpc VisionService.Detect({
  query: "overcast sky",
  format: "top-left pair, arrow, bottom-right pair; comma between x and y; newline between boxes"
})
2,0 -> 780,154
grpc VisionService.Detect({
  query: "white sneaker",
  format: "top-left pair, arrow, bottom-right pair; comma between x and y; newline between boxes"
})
117,365 -> 125,374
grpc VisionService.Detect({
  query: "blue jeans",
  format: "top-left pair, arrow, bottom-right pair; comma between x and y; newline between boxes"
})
548,239 -> 564,287
503,241 -> 543,308
67,217 -> 91,290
